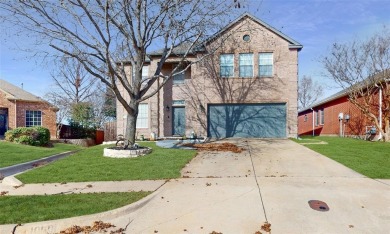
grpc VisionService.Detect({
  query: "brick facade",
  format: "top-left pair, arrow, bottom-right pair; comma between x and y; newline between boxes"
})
298,95 -> 379,137
0,91 -> 58,139
117,14 -> 302,138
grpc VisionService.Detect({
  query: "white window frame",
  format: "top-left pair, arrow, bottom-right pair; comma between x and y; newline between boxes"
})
315,110 -> 319,126
220,54 -> 234,77
320,108 -> 325,125
132,65 -> 149,80
239,53 -> 253,78
136,103 -> 148,128
259,53 -> 273,77
141,66 -> 149,81
26,110 -> 42,127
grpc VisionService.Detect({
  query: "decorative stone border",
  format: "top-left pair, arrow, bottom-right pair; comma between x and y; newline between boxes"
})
103,147 -> 152,158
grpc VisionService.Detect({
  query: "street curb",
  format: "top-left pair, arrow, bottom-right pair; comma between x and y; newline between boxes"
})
1,175 -> 23,186
0,151 -> 78,177
0,183 -> 164,234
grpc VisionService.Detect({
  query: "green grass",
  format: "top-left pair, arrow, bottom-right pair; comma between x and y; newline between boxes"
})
0,192 -> 150,224
0,141 -> 83,168
16,142 -> 197,183
293,136 -> 390,179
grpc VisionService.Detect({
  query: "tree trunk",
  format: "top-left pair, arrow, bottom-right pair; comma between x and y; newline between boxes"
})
124,101 -> 139,148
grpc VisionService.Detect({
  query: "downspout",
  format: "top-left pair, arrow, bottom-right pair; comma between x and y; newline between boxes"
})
311,108 -> 314,136
378,86 -> 382,140
14,100 -> 17,128
375,83 -> 383,140
157,76 -> 160,137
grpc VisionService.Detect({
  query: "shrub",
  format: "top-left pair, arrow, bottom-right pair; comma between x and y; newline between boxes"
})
16,135 -> 34,145
5,126 -> 51,146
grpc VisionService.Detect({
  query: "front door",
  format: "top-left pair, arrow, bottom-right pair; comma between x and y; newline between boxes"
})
0,114 -> 6,136
172,107 -> 185,136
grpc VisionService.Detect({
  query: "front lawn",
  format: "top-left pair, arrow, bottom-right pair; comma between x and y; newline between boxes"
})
0,192 -> 150,224
16,142 -> 196,183
293,136 -> 390,178
0,141 -> 83,168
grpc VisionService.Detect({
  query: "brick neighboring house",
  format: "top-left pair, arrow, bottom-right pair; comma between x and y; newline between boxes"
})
0,79 -> 58,139
298,89 -> 380,138
117,13 -> 303,139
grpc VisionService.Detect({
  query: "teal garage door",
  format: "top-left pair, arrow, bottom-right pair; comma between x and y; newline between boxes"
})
207,103 -> 286,138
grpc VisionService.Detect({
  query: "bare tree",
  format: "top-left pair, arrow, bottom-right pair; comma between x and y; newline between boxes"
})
323,28 -> 390,141
45,57 -> 99,137
298,75 -> 324,109
0,0 -> 239,147
52,57 -> 97,104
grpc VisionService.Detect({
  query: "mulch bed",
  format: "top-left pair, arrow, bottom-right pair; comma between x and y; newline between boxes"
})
182,142 -> 244,153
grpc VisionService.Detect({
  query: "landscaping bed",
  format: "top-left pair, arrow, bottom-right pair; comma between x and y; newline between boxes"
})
293,136 -> 390,178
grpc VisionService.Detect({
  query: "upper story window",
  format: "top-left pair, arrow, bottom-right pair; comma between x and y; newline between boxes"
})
320,108 -> 325,125
173,65 -> 185,84
132,65 -> 149,81
239,53 -> 253,78
26,110 -> 42,127
136,103 -> 148,128
141,66 -> 149,80
220,54 -> 234,77
304,114 -> 308,122
259,53 -> 273,77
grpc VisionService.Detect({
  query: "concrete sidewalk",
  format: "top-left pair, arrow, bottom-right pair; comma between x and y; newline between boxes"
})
0,178 -> 166,195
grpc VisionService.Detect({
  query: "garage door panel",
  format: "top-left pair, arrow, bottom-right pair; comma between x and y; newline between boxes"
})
207,103 -> 286,138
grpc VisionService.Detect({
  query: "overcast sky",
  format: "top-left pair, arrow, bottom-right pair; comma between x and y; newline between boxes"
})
1,0 -> 389,99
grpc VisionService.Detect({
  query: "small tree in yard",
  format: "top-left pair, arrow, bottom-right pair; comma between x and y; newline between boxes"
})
45,57 -> 98,138
0,0 -> 239,147
323,28 -> 390,141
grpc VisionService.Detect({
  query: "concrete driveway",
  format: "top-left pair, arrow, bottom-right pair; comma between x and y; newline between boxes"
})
125,139 -> 390,233
3,139 -> 389,234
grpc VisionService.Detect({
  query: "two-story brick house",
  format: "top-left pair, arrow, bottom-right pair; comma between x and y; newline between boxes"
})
117,13 -> 302,139
0,79 -> 58,139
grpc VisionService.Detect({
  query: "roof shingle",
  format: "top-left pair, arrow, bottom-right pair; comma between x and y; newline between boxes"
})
0,79 -> 45,102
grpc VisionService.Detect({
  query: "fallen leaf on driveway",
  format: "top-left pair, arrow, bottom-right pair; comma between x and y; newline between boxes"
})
183,143 -> 244,153
261,222 -> 271,232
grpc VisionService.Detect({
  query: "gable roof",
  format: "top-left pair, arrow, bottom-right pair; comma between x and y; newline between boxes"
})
149,13 -> 303,56
298,89 -> 348,114
299,71 -> 390,114
205,13 -> 303,50
0,79 -> 45,102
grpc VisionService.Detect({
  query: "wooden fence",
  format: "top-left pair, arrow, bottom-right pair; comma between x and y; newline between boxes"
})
104,121 -> 117,141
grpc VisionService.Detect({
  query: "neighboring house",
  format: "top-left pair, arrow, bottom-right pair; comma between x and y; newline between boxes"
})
298,89 -> 379,138
0,79 -> 58,139
117,13 -> 303,139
